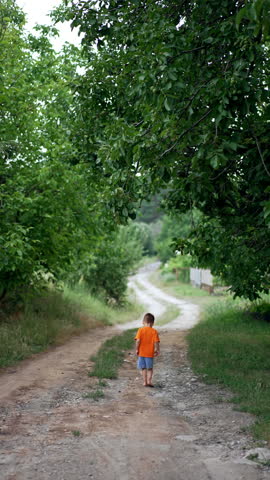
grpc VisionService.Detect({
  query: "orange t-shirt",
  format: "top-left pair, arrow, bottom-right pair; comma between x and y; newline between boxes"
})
135,326 -> 160,358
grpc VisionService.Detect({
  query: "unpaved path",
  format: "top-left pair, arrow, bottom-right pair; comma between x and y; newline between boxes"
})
0,266 -> 269,480
122,262 -> 199,331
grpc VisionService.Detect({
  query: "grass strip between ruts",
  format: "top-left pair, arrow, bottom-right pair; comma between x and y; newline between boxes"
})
88,329 -> 137,379
187,300 -> 270,444
155,305 -> 180,326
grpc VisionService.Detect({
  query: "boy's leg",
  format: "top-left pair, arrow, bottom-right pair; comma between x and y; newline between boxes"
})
146,368 -> 153,386
142,368 -> 147,386
137,357 -> 147,385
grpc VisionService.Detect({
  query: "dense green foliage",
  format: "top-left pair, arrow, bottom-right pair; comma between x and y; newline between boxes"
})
137,193 -> 164,224
162,255 -> 194,283
67,223 -> 145,302
0,1 -> 104,299
0,0 -> 144,305
2,0 -> 270,304
188,300 -> 270,442
58,0 -> 270,299
155,212 -> 198,263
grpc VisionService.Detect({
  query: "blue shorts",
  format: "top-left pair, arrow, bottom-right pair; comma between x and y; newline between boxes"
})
137,356 -> 154,369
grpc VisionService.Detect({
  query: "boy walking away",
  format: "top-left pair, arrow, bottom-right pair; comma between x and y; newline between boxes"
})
135,313 -> 160,387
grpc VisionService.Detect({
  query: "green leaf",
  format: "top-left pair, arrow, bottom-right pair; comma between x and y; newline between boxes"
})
122,207 -> 128,217
164,98 -> 171,111
236,6 -> 247,29
168,71 -> 177,81
210,155 -> 219,169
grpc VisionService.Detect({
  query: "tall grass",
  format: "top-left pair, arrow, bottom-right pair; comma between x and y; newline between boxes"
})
0,286 -> 142,368
0,291 -> 86,367
187,299 -> 270,442
63,285 -> 143,325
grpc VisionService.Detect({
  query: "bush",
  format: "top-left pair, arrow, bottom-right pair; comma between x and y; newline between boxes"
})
67,223 -> 144,303
249,301 -> 270,323
135,222 -> 157,256
162,254 -> 194,283
155,212 -> 200,263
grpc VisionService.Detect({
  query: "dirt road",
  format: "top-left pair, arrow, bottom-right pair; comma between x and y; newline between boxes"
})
0,267 -> 269,480
123,262 -> 200,331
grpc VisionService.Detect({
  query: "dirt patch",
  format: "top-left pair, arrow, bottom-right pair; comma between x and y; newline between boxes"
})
0,326 -> 115,404
0,329 -> 269,480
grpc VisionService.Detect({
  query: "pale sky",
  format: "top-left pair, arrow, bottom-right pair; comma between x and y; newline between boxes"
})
16,0 -> 81,50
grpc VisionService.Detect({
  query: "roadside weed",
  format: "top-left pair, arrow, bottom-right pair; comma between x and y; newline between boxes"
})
98,379 -> 108,387
83,389 -> 105,401
88,329 -> 136,379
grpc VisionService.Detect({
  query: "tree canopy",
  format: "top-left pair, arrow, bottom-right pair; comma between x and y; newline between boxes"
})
57,0 -> 270,299
1,0 -> 270,303
0,1 -> 114,300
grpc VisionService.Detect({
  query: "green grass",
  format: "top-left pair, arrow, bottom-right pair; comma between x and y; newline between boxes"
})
63,285 -> 143,325
83,389 -> 105,401
153,270 -> 209,296
98,379 -> 108,387
0,286 -> 141,369
150,270 -> 228,307
0,291 -> 88,368
155,305 -> 180,326
187,300 -> 270,443
88,329 -> 136,379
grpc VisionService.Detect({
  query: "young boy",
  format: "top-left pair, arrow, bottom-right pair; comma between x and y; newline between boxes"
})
135,312 -> 160,387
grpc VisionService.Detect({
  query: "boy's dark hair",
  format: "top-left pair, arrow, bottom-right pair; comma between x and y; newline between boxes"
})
143,312 -> 155,324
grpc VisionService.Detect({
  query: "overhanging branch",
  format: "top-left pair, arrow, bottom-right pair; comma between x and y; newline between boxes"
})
159,108 -> 213,159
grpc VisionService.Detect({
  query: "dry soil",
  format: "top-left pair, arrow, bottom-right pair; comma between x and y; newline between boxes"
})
0,267 -> 269,480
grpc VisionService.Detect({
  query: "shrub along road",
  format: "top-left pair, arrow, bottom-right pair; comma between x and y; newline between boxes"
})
0,267 -> 269,479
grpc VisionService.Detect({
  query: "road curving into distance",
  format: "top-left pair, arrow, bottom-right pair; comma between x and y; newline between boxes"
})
118,262 -> 200,331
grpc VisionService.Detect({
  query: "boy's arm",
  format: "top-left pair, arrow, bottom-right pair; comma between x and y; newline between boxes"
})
135,339 -> 140,356
154,341 -> 160,356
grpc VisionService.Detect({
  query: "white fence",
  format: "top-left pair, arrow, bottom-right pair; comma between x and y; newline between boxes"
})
190,268 -> 213,290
